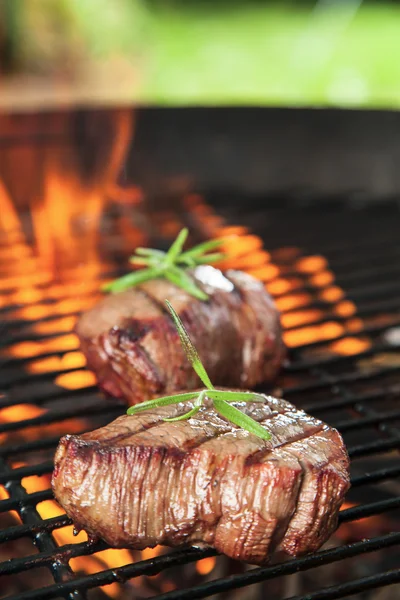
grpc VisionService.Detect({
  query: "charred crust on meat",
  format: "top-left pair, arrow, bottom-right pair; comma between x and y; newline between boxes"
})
111,319 -> 153,344
133,444 -> 186,463
130,344 -> 163,386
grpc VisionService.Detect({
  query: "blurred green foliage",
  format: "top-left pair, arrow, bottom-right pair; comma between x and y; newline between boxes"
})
11,0 -> 146,72
3,0 -> 400,107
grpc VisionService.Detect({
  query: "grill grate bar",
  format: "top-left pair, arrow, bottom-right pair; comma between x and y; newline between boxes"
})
1,365 -> 399,418
286,321 -> 400,353
284,569 -> 400,600
0,539 -> 109,576
0,267 -> 119,296
286,367 -> 400,399
350,465 -> 400,487
271,274 -> 400,304
7,533 -> 400,600
2,311 -> 81,331
338,497 -> 400,523
347,436 -> 400,459
284,308 -> 400,333
0,366 -> 398,420
0,514 -> 71,544
0,404 -> 122,435
0,489 -> 53,513
0,388 -> 99,409
0,330 -> 78,350
261,216 -> 400,258
302,386 -> 400,414
0,456 -> 86,600
0,367 -> 88,390
286,343 -> 398,372
282,295 -> 400,317
0,461 -> 54,484
0,435 -> 74,458
333,409 -> 400,432
8,546 -> 218,600
315,244 -> 400,272
0,431 -> 99,457
279,264 -> 400,296
271,225 -> 397,255
3,495 -> 399,578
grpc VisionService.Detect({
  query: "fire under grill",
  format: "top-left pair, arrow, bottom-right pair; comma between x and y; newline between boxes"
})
0,122 -> 400,598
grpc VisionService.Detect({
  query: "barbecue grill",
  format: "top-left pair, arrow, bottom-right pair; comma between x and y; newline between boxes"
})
0,108 -> 399,600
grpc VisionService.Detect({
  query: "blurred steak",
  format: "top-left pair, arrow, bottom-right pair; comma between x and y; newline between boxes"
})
76,267 -> 284,406
52,394 -> 350,565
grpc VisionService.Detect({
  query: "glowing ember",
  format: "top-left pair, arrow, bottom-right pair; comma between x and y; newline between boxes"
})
0,484 -> 21,524
196,556 -> 216,575
28,352 -> 87,374
310,271 -> 335,287
0,404 -> 44,423
296,255 -> 328,273
55,371 -> 97,390
331,337 -> 371,356
267,278 -> 295,295
284,322 -> 345,348
320,286 -> 345,302
4,333 -> 79,359
246,264 -> 280,282
282,309 -> 323,329
335,300 -> 357,317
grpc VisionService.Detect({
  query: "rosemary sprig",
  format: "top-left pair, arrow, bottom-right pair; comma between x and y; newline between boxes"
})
127,300 -> 271,441
102,228 -> 226,300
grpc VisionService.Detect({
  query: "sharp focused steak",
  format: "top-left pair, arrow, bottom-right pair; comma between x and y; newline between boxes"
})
76,266 -> 284,406
52,394 -> 350,565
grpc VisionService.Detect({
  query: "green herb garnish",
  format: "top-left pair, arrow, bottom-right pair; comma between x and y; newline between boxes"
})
127,300 -> 271,441
102,228 -> 226,300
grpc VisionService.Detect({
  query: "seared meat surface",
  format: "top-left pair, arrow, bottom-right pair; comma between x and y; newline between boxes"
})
52,394 -> 350,565
76,267 -> 284,406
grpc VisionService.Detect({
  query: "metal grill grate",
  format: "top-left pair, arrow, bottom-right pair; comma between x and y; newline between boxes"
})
0,194 -> 399,600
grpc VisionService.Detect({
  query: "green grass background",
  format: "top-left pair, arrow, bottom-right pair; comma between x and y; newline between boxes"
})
15,1 -> 400,107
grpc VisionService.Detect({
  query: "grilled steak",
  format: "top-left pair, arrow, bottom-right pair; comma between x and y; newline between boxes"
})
76,266 -> 284,406
52,394 -> 350,565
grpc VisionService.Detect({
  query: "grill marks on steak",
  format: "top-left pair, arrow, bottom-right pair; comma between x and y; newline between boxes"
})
52,395 -> 350,564
76,267 -> 284,405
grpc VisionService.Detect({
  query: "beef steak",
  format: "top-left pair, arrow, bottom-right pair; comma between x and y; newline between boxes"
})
76,267 -> 284,405
52,393 -> 350,565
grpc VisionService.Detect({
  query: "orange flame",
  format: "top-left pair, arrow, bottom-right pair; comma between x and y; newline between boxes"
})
337,502 -> 392,542
0,179 -> 25,241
